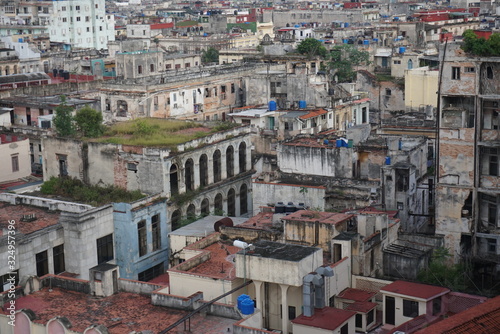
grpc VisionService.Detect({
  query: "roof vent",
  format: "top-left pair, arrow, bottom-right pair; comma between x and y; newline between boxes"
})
21,214 -> 37,222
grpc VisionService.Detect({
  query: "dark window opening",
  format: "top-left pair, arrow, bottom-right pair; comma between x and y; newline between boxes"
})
187,204 -> 196,220
97,234 -> 114,264
396,169 -> 410,192
288,306 -> 296,320
152,214 -> 161,251
340,324 -> 348,334
355,314 -> 362,328
1,271 -> 19,292
238,142 -> 247,173
213,150 -> 222,183
487,66 -> 494,79
36,250 -> 49,277
138,220 -> 147,257
214,193 -> 223,215
367,309 -> 374,325
138,262 -> 164,282
403,299 -> 419,318
170,164 -> 179,195
240,184 -> 248,215
199,154 -> 208,187
227,188 -> 236,216
171,210 -> 181,230
201,198 -> 210,216
452,66 -> 460,80
53,244 -> 65,274
185,159 -> 194,191
432,297 -> 442,316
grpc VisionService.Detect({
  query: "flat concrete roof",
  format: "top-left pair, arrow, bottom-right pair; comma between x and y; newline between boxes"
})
168,215 -> 247,237
242,240 -> 320,262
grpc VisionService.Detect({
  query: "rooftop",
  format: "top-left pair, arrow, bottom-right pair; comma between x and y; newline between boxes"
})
0,203 -> 60,236
242,240 -> 320,262
0,133 -> 26,144
185,241 -> 241,279
337,288 -> 376,302
381,280 -> 450,300
282,210 -> 354,226
1,287 -> 235,334
346,301 -> 378,313
415,296 -> 500,334
298,108 -> 328,120
292,307 -> 356,330
169,215 -> 247,237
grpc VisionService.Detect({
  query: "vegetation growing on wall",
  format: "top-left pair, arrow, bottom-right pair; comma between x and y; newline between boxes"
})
41,177 -> 144,206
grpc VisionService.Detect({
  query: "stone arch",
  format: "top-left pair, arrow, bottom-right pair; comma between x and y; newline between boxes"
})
14,310 -> 34,334
185,158 -> 194,191
227,188 -> 236,216
238,142 -> 247,173
240,183 -> 248,215
47,317 -> 70,334
213,149 -> 221,182
186,203 -> 196,220
214,193 -> 223,214
201,198 -> 209,216
199,154 -> 208,187
170,164 -> 179,195
226,145 -> 234,177
171,209 -> 181,230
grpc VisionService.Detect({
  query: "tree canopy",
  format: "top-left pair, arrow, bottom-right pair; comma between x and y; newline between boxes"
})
329,45 -> 370,82
462,30 -> 500,56
74,106 -> 104,138
296,38 -> 328,59
52,95 -> 75,137
201,47 -> 219,64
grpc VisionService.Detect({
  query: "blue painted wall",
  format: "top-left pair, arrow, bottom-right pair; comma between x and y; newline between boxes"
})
113,200 -> 169,280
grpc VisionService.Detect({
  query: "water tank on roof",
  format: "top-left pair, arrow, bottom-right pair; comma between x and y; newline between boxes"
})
344,22 -> 349,28
237,294 -> 250,309
336,139 -> 342,147
363,40 -> 369,45
385,156 -> 391,165
285,202 -> 296,213
399,47 -> 406,54
299,100 -> 306,109
240,298 -> 255,315
268,100 -> 277,111
214,217 -> 233,232
63,71 -> 70,80
275,202 -> 285,213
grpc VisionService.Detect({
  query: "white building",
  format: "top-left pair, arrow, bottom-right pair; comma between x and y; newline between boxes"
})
48,0 -> 115,50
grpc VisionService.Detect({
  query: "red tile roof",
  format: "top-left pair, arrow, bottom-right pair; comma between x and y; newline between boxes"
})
346,301 -> 378,313
282,210 -> 354,226
338,288 -> 376,302
292,307 -> 356,330
151,22 -> 174,29
415,296 -> 500,334
0,203 -> 60,236
381,280 -> 450,300
299,108 -> 328,120
1,287 -> 234,333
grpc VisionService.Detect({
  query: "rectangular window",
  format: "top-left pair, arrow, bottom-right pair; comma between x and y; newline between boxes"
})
138,220 -> 147,257
11,155 -> 19,172
53,244 -> 65,274
231,83 -> 235,93
76,17 -> 81,22
487,239 -> 496,253
75,5 -> 80,10
403,299 -> 419,318
1,271 -> 19,293
340,324 -> 348,334
355,313 -> 362,328
138,262 -> 164,281
36,250 -> 49,277
97,234 -> 114,264
488,148 -> 499,176
288,306 -> 296,320
452,67 -> 461,80
152,214 -> 161,251
465,67 -> 475,73
367,309 -> 374,324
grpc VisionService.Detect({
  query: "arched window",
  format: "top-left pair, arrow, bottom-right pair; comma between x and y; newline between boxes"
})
407,59 -> 413,70
170,164 -> 179,195
226,146 -> 234,177
14,311 -> 32,334
199,154 -> 208,187
213,150 -> 221,182
238,142 -> 247,173
487,66 -> 494,79
185,159 -> 194,191
240,184 -> 248,215
227,188 -> 236,216
171,210 -> 181,230
201,198 -> 209,216
214,193 -> 223,215
186,204 -> 196,220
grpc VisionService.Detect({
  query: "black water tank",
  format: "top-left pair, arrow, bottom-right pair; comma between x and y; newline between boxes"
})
52,69 -> 58,77
275,202 -> 285,214
63,71 -> 70,80
285,202 -> 296,213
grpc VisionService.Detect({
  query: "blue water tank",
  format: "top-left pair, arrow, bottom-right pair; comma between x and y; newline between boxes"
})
238,294 -> 250,309
373,38 -> 379,42
336,139 -> 342,147
363,40 -> 369,45
18,38 -> 23,43
323,139 -> 329,145
294,24 -> 300,28
240,298 -> 255,315
299,100 -> 306,109
399,47 -> 406,54
268,100 -> 277,111
344,22 -> 349,28
343,39 -> 348,44
385,156 -> 391,165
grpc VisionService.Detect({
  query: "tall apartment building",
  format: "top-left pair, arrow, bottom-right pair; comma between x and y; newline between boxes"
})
435,43 -> 500,286
48,0 -> 115,49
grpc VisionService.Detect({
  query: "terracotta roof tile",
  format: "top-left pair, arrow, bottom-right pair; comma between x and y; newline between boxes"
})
338,288 -> 376,302
282,210 -> 354,226
381,280 -> 450,300
299,108 -> 328,120
292,307 -> 356,330
346,301 -> 378,313
0,203 -> 60,236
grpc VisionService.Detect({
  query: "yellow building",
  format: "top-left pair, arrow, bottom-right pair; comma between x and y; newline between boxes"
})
404,66 -> 438,113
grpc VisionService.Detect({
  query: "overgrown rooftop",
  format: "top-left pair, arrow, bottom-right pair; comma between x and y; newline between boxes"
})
94,118 -> 238,148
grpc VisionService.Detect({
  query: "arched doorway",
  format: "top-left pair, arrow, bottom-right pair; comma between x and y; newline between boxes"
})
239,142 -> 247,173
213,149 -> 221,182
226,146 -> 234,177
227,188 -> 235,216
199,154 -> 208,187
186,204 -> 196,220
240,184 -> 248,215
171,210 -> 181,230
214,193 -> 223,215
170,164 -> 179,195
185,158 -> 194,191
201,198 -> 209,216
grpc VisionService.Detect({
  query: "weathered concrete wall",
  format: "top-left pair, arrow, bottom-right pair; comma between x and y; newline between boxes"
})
118,278 -> 163,295
0,138 -> 30,183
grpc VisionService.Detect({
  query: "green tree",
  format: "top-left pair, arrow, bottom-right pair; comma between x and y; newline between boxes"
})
462,30 -> 500,56
329,45 -> 370,82
52,95 -> 75,137
201,47 -> 219,64
74,106 -> 104,138
296,38 -> 328,59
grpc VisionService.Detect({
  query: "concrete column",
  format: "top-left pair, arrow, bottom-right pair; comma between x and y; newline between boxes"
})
221,152 -> 227,179
280,284 -> 289,334
207,154 -> 214,185
193,160 -> 200,190
254,280 -> 265,326
246,144 -> 252,172
234,145 -> 240,175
